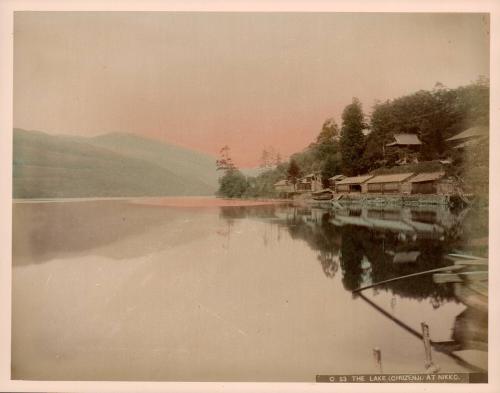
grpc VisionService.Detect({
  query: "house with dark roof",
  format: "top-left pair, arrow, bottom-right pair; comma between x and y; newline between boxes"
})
408,172 -> 454,195
446,126 -> 488,149
296,173 -> 323,192
386,133 -> 423,165
328,174 -> 346,190
335,175 -> 374,193
386,133 -> 422,147
273,179 -> 295,195
366,173 -> 415,194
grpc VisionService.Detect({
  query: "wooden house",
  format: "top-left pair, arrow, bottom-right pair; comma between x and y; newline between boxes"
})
386,133 -> 422,164
408,172 -> 454,195
328,174 -> 346,191
335,175 -> 373,193
296,173 -> 323,192
386,133 -> 422,148
273,179 -> 295,195
366,173 -> 415,194
447,126 -> 488,149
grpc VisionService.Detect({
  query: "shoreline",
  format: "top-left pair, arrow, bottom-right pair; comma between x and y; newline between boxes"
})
12,195 -> 291,207
291,192 -> 485,208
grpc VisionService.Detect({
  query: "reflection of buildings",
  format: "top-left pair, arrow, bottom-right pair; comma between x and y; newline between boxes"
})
217,202 -> 487,373
219,203 -> 482,305
359,255 -> 373,287
329,206 -> 468,240
274,204 -> 472,303
318,251 -> 339,278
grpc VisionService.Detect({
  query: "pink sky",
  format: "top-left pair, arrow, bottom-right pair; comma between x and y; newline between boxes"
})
14,12 -> 489,167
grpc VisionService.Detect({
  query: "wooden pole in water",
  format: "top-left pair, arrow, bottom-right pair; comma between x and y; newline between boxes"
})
373,347 -> 383,374
421,322 -> 440,373
421,322 -> 433,369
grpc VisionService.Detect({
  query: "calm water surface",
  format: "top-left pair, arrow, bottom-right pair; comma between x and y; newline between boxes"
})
12,197 -> 488,381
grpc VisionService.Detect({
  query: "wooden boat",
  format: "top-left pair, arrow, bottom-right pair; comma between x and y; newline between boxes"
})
311,189 -> 334,201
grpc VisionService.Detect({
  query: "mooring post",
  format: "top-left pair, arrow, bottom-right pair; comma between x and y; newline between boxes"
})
373,347 -> 383,374
421,322 -> 432,368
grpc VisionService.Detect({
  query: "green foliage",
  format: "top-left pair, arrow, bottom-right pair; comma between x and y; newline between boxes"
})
13,129 -> 216,198
316,118 -> 339,144
237,118 -> 343,198
288,119 -> 342,186
365,78 -> 489,165
215,78 -> 489,200
244,165 -> 288,198
287,159 -> 301,184
340,97 -> 366,176
217,169 -> 249,198
320,156 -> 341,188
369,160 -> 444,176
460,139 -> 489,196
216,145 -> 236,171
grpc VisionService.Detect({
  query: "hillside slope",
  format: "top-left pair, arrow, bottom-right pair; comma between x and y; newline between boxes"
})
13,129 -> 217,198
87,132 -> 218,191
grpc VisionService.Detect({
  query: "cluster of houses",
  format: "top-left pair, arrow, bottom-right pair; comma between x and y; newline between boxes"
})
274,171 -> 454,197
274,126 -> 488,198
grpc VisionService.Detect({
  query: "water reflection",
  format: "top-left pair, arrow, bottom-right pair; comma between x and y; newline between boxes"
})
12,199 -> 488,378
13,200 -> 222,265
219,202 -> 488,372
220,204 -> 485,302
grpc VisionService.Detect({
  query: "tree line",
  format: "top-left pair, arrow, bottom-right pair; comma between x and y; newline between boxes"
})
216,77 -> 489,198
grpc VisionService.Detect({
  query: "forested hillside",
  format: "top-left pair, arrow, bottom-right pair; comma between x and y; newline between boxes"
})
216,78 -> 489,198
13,129 -> 218,198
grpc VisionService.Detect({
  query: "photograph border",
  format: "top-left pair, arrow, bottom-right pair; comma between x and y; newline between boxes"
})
1,1 -> 498,392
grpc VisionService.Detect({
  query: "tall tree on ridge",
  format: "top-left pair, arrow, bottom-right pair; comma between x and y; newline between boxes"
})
216,145 -> 236,172
316,117 -> 340,145
287,159 -> 301,190
340,98 -> 366,176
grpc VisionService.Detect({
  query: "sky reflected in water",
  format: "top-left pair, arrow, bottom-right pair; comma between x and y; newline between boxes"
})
12,198 -> 488,381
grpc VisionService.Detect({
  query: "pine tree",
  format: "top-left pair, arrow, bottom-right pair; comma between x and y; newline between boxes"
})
316,118 -> 340,144
340,98 -> 366,176
216,145 -> 236,172
287,159 -> 301,189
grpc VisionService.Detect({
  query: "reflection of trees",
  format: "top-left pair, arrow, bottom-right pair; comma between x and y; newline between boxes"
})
219,205 -> 280,220
367,238 -> 455,304
339,225 -> 365,290
218,205 -> 283,249
218,204 -> 469,304
287,210 -> 342,279
339,225 -> 456,303
318,251 -> 338,278
287,206 -> 460,303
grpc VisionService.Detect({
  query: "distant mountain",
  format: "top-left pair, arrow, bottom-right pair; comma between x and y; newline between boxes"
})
87,132 -> 219,191
13,129 -> 218,198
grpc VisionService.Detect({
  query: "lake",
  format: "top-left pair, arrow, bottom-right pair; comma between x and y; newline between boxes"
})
11,197 -> 488,381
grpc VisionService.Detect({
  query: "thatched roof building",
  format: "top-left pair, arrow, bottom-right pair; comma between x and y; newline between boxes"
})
386,133 -> 422,147
447,126 -> 488,149
366,173 -> 415,193
336,175 -> 374,193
